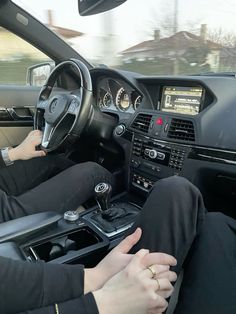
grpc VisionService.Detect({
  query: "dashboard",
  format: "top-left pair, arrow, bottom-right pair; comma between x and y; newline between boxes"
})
91,69 -> 236,150
90,68 -> 236,217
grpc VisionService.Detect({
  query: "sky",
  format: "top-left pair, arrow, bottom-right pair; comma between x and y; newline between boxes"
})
13,0 -> 236,62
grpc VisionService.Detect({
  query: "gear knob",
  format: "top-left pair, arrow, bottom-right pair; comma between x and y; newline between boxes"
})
94,182 -> 112,212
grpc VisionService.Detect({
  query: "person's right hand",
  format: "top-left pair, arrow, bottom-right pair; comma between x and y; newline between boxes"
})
84,228 -> 177,294
93,249 -> 177,314
8,130 -> 46,161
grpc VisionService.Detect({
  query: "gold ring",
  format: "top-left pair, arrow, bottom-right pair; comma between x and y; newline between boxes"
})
155,278 -> 160,291
147,265 -> 156,278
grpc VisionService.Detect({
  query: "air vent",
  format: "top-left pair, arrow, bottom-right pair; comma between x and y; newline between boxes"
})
131,113 -> 152,133
168,118 -> 195,141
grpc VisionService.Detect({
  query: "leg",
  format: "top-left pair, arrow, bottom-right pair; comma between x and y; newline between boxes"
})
175,212 -> 236,314
0,161 -> 115,222
129,176 -> 207,274
0,155 -> 75,196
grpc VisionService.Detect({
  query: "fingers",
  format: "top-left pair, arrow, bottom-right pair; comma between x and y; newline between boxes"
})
156,270 -> 177,282
113,228 -> 142,254
134,270 -> 169,312
148,291 -> 169,313
139,267 -> 174,297
143,252 -> 177,267
147,264 -> 170,275
154,278 -> 174,299
33,150 -> 46,158
29,130 -> 43,136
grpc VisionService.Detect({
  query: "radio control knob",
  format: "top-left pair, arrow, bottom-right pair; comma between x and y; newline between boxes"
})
149,149 -> 158,159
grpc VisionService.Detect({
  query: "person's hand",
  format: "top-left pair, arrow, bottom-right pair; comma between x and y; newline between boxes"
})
93,249 -> 177,314
8,130 -> 46,161
84,227 -> 177,293
84,228 -> 142,293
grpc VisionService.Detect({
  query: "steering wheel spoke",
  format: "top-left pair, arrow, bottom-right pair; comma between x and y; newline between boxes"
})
37,99 -> 48,110
41,122 -> 54,149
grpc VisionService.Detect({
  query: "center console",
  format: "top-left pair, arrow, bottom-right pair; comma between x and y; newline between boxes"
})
0,182 -> 140,266
130,133 -> 190,193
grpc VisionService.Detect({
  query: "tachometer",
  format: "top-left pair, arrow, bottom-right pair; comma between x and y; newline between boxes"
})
115,87 -> 130,111
102,92 -> 112,108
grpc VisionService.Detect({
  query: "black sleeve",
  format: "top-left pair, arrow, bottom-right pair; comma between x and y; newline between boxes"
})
17,293 -> 99,314
0,256 -> 86,313
0,152 -> 6,168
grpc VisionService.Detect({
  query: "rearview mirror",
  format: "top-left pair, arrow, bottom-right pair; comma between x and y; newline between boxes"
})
78,0 -> 127,16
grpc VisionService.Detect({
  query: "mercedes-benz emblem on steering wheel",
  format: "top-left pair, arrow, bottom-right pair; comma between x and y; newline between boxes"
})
49,99 -> 58,113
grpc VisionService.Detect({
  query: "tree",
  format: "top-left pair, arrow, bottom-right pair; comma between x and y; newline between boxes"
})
207,27 -> 236,47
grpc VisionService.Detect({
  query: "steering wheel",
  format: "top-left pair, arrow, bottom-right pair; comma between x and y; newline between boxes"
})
34,59 -> 93,152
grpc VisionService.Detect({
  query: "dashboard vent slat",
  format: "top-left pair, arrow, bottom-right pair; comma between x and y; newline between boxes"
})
168,118 -> 195,141
131,113 -> 152,133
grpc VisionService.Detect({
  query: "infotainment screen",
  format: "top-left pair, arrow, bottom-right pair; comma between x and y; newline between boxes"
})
161,86 -> 203,115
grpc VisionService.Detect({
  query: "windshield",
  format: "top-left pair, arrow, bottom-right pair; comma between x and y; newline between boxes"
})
13,0 -> 236,76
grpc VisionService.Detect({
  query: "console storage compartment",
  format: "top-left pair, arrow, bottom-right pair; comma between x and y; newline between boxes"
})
25,225 -> 109,264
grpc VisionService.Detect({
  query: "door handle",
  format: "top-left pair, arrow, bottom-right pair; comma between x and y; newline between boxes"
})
7,107 -> 33,121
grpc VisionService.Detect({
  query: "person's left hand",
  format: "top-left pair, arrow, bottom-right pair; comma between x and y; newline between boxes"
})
84,228 -> 177,293
8,130 -> 46,161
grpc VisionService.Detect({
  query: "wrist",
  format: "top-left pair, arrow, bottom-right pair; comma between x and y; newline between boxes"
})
1,146 -> 14,165
8,147 -> 19,162
84,267 -> 104,294
93,289 -> 114,314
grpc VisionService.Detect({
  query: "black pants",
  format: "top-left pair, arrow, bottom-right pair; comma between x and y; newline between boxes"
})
128,176 -> 236,314
0,156 -> 114,222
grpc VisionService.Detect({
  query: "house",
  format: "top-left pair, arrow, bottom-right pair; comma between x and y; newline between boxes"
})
120,25 -> 222,71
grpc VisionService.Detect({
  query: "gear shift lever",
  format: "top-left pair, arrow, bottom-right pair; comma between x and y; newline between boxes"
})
94,182 -> 112,212
92,182 -> 139,233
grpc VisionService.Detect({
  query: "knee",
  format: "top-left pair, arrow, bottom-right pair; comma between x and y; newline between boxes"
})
83,162 -> 114,184
152,175 -> 194,195
83,161 -> 103,172
203,212 -> 228,231
83,162 -> 111,177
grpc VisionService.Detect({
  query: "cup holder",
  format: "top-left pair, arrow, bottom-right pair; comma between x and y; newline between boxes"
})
29,227 -> 102,262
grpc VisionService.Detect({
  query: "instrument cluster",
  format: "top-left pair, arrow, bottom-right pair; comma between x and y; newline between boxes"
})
97,78 -> 142,113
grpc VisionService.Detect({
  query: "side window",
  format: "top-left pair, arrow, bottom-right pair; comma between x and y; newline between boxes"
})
0,27 -> 53,86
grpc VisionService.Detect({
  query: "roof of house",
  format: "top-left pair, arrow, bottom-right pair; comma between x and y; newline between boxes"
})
0,25 -> 83,39
121,31 -> 222,54
46,25 -> 83,39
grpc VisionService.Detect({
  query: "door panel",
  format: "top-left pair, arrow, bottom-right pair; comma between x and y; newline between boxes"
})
0,126 -> 32,147
0,85 -> 41,146
0,26 -> 53,147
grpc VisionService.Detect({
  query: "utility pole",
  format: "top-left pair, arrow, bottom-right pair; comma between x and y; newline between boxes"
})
101,11 -> 117,66
173,0 -> 178,34
173,0 -> 179,74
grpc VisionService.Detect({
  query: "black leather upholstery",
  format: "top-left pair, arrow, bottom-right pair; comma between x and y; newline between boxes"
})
0,212 -> 61,243
0,242 -> 26,260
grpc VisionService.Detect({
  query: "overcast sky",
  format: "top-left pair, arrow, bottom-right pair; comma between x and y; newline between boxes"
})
13,0 -> 236,60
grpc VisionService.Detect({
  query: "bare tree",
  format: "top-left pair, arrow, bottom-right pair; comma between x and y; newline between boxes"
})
207,27 -> 236,47
145,0 -> 175,38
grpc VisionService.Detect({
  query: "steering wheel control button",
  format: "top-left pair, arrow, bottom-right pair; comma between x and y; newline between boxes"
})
64,210 -> 80,222
115,124 -> 126,136
68,99 -> 78,113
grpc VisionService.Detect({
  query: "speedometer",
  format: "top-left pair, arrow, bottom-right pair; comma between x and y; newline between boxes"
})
115,87 -> 130,111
